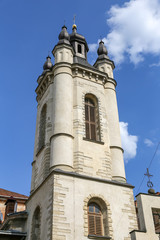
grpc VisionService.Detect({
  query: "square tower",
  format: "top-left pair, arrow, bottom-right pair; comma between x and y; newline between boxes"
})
26,25 -> 138,240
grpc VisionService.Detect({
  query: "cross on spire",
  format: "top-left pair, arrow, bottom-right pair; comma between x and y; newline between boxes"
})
144,168 -> 153,188
144,168 -> 153,179
73,14 -> 76,25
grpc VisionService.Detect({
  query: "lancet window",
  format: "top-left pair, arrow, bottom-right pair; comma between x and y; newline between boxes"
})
38,104 -> 47,151
85,95 -> 100,141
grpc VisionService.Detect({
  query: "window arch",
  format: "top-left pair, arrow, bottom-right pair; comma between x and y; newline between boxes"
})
38,104 -> 47,151
31,206 -> 41,240
88,202 -> 103,236
85,94 -> 100,141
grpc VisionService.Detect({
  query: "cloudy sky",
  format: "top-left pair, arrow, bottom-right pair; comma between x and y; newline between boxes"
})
0,0 -> 160,196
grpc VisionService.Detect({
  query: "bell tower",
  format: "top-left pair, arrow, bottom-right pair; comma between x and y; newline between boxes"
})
26,25 -> 137,240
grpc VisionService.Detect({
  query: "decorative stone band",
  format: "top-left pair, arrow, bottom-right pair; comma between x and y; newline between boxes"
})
110,145 -> 124,153
50,133 -> 74,142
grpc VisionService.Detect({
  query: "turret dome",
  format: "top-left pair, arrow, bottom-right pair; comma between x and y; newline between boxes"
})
58,25 -> 70,41
43,56 -> 53,71
97,40 -> 108,56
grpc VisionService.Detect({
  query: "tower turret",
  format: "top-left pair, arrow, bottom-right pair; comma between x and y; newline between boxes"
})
94,40 -> 114,78
51,26 -> 74,171
94,40 -> 125,182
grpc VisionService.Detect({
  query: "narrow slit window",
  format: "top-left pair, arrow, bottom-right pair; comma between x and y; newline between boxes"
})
78,44 -> 82,53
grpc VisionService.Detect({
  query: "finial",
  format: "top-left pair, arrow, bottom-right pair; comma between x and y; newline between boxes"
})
73,14 -> 76,24
72,14 -> 77,31
144,168 -> 155,194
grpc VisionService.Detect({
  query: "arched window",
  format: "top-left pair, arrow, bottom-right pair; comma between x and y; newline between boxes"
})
88,202 -> 103,236
85,95 -> 100,141
38,104 -> 47,151
31,206 -> 41,240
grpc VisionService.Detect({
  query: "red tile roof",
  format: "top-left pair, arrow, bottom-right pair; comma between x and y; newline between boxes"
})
0,188 -> 28,200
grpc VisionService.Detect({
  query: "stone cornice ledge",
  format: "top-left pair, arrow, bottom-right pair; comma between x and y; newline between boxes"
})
130,230 -> 146,234
110,145 -> 124,153
28,169 -> 134,201
88,235 -> 111,239
54,169 -> 134,189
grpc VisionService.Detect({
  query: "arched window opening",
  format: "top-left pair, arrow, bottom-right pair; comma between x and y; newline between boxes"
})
85,95 -> 100,141
31,206 -> 41,240
38,104 -> 47,151
78,44 -> 82,54
88,202 -> 103,236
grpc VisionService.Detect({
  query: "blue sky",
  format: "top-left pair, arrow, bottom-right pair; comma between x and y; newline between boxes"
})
1,0 -> 160,197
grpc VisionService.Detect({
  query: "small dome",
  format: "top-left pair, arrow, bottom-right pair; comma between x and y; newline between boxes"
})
58,25 -> 70,41
43,56 -> 53,71
97,40 -> 108,56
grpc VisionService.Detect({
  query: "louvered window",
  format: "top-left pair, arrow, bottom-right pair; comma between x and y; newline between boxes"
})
85,96 -> 100,141
88,203 -> 103,236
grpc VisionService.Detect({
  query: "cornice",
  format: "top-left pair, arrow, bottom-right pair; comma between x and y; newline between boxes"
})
35,62 -> 117,102
35,72 -> 53,102
28,169 -> 134,201
72,64 -> 108,86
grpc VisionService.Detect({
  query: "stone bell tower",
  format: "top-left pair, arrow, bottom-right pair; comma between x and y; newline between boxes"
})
26,25 -> 138,240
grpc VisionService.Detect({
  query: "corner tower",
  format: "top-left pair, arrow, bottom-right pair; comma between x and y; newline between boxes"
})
26,25 -> 138,240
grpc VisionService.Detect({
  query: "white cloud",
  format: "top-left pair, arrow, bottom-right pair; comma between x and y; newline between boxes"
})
119,122 -> 138,162
89,0 -> 160,65
149,61 -> 160,67
88,43 -> 98,52
144,138 -> 154,147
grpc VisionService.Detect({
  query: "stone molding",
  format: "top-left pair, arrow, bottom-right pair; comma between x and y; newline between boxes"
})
50,133 -> 74,142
